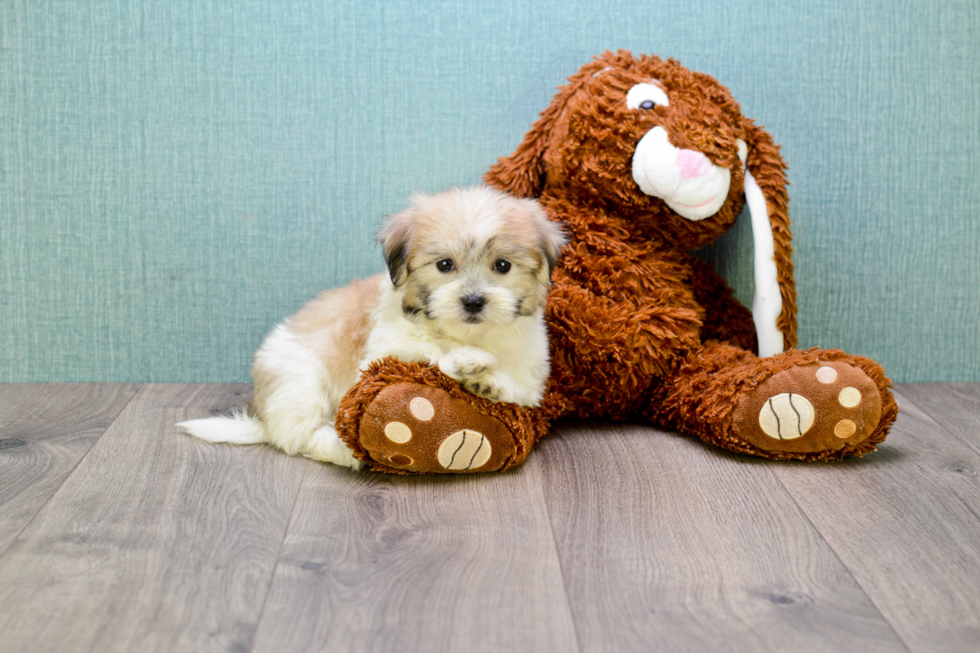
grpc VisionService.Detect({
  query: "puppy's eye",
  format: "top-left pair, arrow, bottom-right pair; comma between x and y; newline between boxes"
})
436,259 -> 455,273
639,100 -> 656,110
493,259 -> 511,274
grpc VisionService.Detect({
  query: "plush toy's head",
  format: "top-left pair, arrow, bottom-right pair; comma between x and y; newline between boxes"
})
485,50 -> 797,353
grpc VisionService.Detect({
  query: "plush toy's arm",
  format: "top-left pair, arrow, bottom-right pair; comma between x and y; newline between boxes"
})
687,256 -> 758,353
546,258 -> 703,381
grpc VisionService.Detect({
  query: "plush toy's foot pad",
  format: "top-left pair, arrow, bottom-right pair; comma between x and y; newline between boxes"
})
732,362 -> 882,454
357,383 -> 517,473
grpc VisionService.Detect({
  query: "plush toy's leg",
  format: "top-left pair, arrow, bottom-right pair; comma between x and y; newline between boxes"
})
335,358 -> 552,474
647,342 -> 898,461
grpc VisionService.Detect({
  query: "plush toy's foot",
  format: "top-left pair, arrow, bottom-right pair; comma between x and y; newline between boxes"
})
731,361 -> 882,455
357,383 -> 518,473
336,358 -> 549,474
649,343 -> 897,462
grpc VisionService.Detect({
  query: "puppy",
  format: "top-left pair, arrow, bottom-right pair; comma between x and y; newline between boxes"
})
179,186 -> 566,469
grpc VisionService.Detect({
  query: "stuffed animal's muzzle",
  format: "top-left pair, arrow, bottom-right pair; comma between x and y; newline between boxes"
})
631,126 -> 731,221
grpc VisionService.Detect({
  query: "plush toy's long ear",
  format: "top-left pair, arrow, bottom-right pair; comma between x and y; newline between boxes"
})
483,98 -> 562,198
484,55 -> 620,198
738,120 -> 798,355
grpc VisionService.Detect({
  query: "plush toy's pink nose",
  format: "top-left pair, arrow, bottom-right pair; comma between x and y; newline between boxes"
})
676,149 -> 710,179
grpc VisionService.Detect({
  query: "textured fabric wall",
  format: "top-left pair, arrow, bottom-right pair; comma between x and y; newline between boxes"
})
1,0 -> 978,383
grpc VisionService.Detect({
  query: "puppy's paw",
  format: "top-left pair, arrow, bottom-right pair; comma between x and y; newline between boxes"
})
462,375 -> 503,403
438,347 -> 497,380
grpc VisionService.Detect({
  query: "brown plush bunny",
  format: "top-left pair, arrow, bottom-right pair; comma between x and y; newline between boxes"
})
335,51 -> 897,473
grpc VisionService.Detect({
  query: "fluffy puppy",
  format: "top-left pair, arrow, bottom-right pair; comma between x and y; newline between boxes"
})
179,186 -> 566,469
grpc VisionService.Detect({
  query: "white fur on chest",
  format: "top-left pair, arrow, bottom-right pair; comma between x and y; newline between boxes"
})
361,279 -> 550,406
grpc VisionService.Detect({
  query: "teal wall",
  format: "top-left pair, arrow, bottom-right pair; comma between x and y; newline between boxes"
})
2,0 -> 978,383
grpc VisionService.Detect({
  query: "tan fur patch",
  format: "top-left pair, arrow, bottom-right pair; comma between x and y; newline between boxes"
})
288,275 -> 382,391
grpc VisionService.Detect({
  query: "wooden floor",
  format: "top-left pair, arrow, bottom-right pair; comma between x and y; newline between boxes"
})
1,384 -> 978,652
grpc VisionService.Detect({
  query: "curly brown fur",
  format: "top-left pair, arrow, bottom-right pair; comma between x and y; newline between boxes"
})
486,50 -> 797,344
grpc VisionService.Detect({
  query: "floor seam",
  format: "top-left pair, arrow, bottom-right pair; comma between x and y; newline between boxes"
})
894,385 -> 980,457
0,383 -> 144,562
768,466 -> 914,653
248,462 -> 308,653
534,443 -> 586,653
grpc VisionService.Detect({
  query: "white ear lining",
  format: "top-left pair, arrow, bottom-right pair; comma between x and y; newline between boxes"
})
738,139 -> 785,357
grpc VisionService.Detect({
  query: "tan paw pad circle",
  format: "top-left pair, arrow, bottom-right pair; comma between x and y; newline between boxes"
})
834,419 -> 857,439
838,387 -> 861,408
437,430 -> 491,471
759,393 -> 815,440
389,453 -> 414,466
408,396 -> 435,421
384,421 -> 412,444
815,366 -> 838,384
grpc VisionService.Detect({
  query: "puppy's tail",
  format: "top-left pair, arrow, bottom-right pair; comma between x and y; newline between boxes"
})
177,411 -> 266,446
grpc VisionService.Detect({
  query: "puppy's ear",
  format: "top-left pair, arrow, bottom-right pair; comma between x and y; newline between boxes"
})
484,52 -> 626,198
738,119 -> 797,355
520,198 -> 567,278
376,203 -> 417,287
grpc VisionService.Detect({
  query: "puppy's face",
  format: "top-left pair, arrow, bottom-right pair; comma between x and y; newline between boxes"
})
378,187 -> 565,333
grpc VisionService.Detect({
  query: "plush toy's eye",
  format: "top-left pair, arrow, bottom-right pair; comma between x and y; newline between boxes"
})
493,259 -> 511,274
627,82 -> 670,111
436,259 -> 455,272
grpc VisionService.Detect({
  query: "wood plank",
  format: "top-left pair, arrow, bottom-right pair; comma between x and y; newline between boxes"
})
897,383 -> 980,453
770,387 -> 980,652
537,420 -> 906,653
0,383 -> 308,653
251,456 -> 580,653
0,383 -> 140,555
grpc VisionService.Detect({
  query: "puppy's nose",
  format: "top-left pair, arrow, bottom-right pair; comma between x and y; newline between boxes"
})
461,294 -> 486,314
